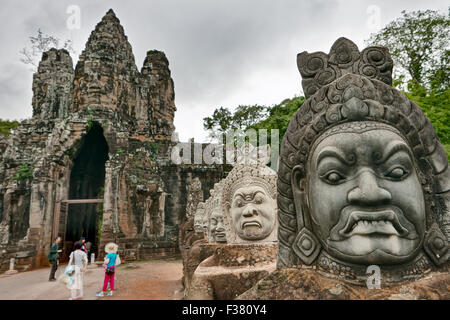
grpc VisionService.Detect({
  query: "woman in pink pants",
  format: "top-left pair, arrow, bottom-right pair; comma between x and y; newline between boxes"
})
96,243 -> 121,297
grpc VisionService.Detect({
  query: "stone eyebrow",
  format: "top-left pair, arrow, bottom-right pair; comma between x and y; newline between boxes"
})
233,190 -> 265,200
375,141 -> 412,164
317,147 -> 353,166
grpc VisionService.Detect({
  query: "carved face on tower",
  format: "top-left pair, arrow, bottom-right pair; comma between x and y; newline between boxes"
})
304,123 -> 426,264
230,185 -> 276,241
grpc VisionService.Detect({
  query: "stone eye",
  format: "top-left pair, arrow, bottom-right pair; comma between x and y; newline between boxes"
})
324,172 -> 344,184
255,196 -> 263,204
386,167 -> 407,179
235,199 -> 243,207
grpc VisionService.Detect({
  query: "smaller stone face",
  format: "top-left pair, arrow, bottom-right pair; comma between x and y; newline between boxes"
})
194,203 -> 205,233
222,162 -> 278,244
209,209 -> 227,243
230,185 -> 276,241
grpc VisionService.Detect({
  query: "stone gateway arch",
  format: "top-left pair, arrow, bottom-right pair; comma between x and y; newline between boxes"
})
0,10 -> 227,272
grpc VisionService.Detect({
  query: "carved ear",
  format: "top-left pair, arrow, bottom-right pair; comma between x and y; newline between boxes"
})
291,165 -> 321,265
291,166 -> 309,229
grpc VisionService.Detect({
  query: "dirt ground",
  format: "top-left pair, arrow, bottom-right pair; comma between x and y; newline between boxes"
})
0,258 -> 184,300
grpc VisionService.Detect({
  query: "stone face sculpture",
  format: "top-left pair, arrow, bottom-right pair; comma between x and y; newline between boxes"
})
205,182 -> 227,243
239,38 -> 449,300
186,153 -> 278,299
222,163 -> 278,244
209,208 -> 227,243
193,202 -> 205,234
181,183 -> 223,298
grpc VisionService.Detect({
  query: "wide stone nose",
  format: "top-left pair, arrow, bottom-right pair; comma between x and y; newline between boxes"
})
243,204 -> 258,217
216,219 -> 224,231
347,171 -> 392,205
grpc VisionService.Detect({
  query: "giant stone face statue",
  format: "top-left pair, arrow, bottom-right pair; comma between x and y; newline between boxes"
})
278,38 -> 449,280
307,123 -> 426,265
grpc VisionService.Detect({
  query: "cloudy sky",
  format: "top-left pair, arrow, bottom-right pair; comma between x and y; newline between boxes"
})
0,0 -> 447,142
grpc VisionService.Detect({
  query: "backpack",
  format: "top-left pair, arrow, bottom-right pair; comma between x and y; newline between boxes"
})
106,267 -> 115,275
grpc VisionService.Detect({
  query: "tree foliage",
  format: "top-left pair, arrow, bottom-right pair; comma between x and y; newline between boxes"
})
0,119 -> 20,137
10,163 -> 34,181
203,97 -> 305,145
248,96 -> 305,143
203,105 -> 267,141
366,9 -> 450,91
406,86 -> 450,157
20,29 -> 76,70
366,9 -> 449,158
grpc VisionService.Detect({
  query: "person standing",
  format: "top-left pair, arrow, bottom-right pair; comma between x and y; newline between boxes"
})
86,241 -> 93,264
47,236 -> 62,281
96,243 -> 121,297
67,241 -> 88,300
80,237 -> 88,254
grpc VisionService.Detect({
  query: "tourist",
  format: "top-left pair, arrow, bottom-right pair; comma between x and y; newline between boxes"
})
86,241 -> 92,264
47,236 -> 62,281
80,237 -> 88,254
67,241 -> 88,300
96,242 -> 121,297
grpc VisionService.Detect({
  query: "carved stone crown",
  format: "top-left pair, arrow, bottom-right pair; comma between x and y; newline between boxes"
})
222,164 -> 277,208
297,37 -> 393,98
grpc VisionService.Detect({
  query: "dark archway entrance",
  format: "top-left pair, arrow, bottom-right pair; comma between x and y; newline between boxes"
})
64,123 -> 109,259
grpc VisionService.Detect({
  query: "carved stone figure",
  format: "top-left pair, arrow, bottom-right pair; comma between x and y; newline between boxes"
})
181,184 -> 222,297
222,163 -> 278,244
205,182 -> 227,243
209,208 -> 227,243
186,152 -> 278,299
193,203 -> 206,234
141,197 -> 153,237
186,175 -> 203,220
240,38 -> 449,300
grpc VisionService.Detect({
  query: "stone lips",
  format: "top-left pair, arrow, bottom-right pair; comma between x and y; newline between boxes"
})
278,42 -> 449,271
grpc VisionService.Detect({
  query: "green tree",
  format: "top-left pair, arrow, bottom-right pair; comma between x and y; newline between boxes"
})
366,9 -> 450,90
203,107 -> 233,140
0,119 -> 20,136
248,96 -> 305,144
232,105 -> 268,130
406,87 -> 450,157
366,9 -> 450,158
203,105 -> 267,141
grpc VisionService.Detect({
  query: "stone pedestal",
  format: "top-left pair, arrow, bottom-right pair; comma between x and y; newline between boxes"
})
186,243 -> 277,300
238,268 -> 450,300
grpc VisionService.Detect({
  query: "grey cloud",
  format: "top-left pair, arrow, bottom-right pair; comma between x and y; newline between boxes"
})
0,0 -> 447,141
